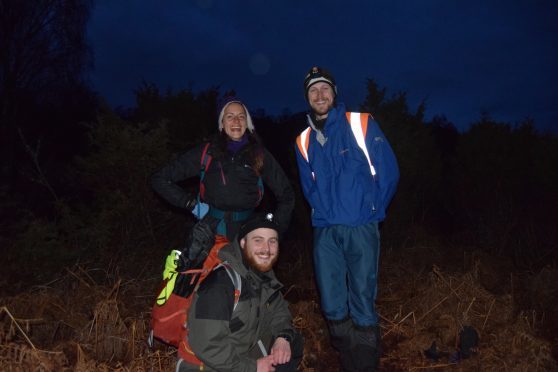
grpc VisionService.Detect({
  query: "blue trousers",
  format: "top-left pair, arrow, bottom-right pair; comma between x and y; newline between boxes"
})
313,222 -> 380,326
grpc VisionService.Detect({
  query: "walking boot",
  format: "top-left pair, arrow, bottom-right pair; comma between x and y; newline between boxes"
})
327,317 -> 357,372
352,325 -> 380,371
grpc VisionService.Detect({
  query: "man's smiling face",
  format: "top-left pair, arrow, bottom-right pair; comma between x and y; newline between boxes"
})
307,81 -> 335,119
240,227 -> 279,273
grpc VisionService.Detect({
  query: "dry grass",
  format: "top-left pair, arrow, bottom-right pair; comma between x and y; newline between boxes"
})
373,245 -> 557,371
0,265 -> 175,371
284,244 -> 557,371
1,244 -> 557,371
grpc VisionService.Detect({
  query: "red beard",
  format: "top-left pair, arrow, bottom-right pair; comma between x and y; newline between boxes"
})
242,249 -> 278,273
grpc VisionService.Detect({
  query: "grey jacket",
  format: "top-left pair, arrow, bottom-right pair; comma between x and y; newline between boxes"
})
179,240 -> 294,371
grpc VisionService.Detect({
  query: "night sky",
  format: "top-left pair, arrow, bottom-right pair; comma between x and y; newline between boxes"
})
88,0 -> 558,132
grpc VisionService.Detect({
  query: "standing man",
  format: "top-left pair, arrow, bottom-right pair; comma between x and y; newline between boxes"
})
177,213 -> 303,372
295,67 -> 399,371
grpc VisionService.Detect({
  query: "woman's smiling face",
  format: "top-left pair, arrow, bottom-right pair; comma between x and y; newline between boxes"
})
222,102 -> 247,141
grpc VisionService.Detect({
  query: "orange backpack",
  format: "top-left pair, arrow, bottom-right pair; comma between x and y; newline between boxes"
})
149,235 -> 241,365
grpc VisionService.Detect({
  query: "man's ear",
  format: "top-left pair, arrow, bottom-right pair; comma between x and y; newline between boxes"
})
240,238 -> 246,249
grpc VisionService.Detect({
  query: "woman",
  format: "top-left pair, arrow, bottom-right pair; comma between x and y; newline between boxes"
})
151,97 -> 294,243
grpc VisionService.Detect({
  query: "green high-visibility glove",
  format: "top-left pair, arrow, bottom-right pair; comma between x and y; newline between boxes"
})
163,249 -> 181,279
156,250 -> 181,305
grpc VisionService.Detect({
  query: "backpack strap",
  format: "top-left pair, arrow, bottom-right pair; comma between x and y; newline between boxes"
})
216,262 -> 242,310
345,112 -> 376,176
198,142 -> 212,201
252,147 -> 265,204
256,176 -> 264,204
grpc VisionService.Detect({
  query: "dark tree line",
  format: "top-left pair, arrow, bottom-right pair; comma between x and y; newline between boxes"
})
3,77 -> 558,288
356,81 -> 558,267
60,83 -> 558,269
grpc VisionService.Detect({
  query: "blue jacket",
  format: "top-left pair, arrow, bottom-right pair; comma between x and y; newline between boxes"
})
295,103 -> 399,227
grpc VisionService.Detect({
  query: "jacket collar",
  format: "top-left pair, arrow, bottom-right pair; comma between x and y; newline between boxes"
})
306,103 -> 347,144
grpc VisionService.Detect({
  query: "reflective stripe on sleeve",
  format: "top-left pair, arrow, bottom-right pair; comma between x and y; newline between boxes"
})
347,112 -> 376,176
296,127 -> 315,180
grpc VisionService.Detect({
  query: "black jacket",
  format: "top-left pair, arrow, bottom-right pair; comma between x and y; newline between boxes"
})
151,139 -> 294,234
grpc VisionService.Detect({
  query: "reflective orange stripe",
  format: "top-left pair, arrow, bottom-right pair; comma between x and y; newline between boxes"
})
360,112 -> 368,138
296,127 -> 315,180
346,112 -> 376,176
298,112 -> 375,178
296,127 -> 311,162
344,112 -> 369,138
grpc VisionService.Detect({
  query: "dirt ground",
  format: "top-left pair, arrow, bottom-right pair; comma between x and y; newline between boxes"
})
1,241 -> 557,371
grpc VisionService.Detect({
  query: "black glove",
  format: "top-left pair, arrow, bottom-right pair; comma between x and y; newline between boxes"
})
184,220 -> 216,263
174,221 -> 216,298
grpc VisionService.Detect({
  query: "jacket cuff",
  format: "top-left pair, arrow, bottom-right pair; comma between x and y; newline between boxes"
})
275,329 -> 295,343
184,195 -> 197,211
